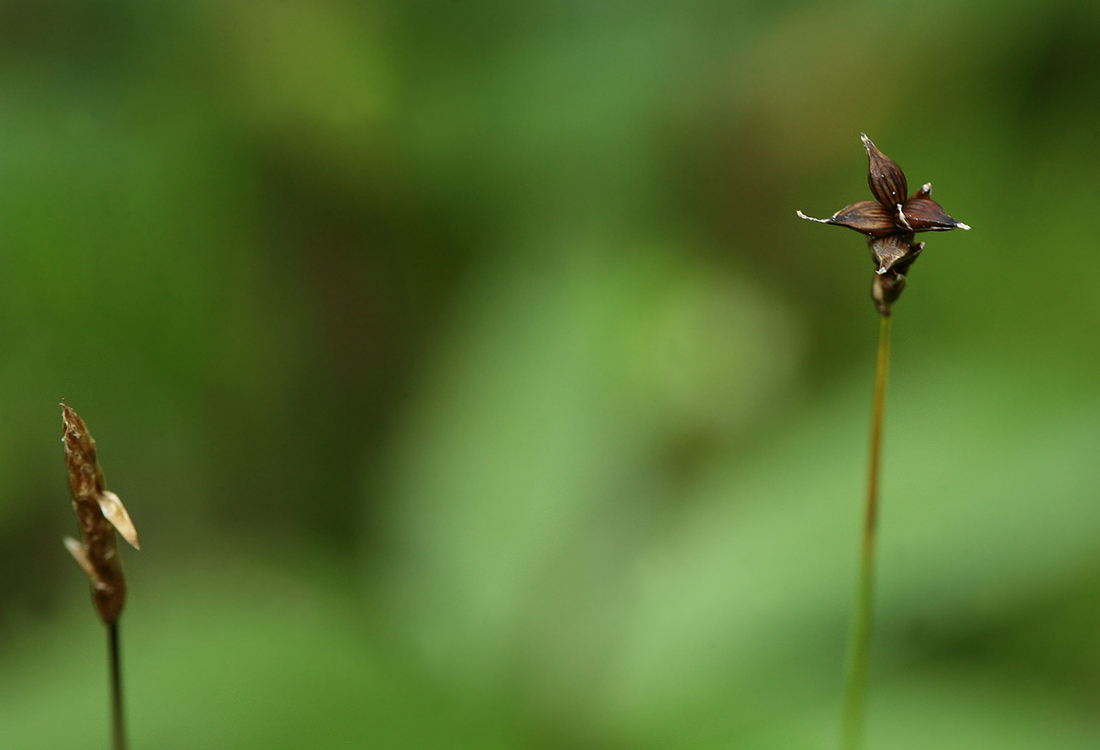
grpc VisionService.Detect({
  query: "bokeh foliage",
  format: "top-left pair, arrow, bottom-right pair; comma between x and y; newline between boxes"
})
1,0 -> 1100,747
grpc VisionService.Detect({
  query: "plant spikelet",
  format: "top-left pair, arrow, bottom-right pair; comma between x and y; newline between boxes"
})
61,401 -> 139,625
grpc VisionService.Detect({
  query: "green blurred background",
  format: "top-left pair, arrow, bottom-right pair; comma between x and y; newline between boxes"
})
1,0 -> 1099,747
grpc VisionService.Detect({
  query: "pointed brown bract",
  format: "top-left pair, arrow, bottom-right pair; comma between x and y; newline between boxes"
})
862,134 -> 908,209
797,134 -> 969,315
869,233 -> 915,273
62,401 -> 139,625
869,238 -> 924,316
899,197 -> 970,232
798,201 -> 896,237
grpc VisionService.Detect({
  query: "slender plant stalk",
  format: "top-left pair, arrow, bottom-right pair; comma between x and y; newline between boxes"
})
840,314 -> 890,750
799,132 -> 968,749
109,622 -> 126,750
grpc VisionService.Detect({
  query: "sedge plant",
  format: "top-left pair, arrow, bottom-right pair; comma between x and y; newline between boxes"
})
798,135 -> 969,749
61,401 -> 140,750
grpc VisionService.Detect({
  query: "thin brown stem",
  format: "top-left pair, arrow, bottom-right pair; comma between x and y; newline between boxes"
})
109,621 -> 126,750
840,313 -> 891,750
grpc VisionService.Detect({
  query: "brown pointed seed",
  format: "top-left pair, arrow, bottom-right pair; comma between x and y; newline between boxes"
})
62,401 -> 138,625
899,197 -> 971,232
805,201 -> 898,237
862,133 -> 908,209
909,183 -> 933,201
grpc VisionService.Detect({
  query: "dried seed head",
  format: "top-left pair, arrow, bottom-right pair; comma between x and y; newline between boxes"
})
62,401 -> 139,625
798,134 -> 969,316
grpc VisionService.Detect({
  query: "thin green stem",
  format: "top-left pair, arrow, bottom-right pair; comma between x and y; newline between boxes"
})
108,621 -> 126,750
840,313 -> 891,750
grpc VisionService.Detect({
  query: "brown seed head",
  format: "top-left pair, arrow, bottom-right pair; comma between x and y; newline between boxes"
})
62,401 -> 139,625
797,134 -> 970,316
